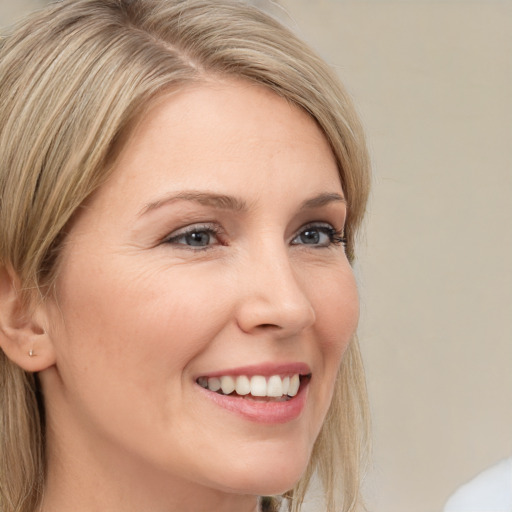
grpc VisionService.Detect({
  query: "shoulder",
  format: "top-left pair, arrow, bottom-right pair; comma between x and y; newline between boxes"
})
444,457 -> 512,512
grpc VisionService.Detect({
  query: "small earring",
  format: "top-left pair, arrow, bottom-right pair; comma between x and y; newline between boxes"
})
28,348 -> 35,357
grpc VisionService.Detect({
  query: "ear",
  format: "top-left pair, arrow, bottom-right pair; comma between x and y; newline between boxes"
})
0,266 -> 56,372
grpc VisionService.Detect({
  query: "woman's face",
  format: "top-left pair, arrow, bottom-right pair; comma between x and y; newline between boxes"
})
42,80 -> 359,507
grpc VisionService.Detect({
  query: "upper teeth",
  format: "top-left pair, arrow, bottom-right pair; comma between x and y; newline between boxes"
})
198,374 -> 301,398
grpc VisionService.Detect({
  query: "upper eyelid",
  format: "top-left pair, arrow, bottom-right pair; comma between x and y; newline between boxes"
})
162,223 -> 221,243
292,221 -> 340,236
297,221 -> 335,230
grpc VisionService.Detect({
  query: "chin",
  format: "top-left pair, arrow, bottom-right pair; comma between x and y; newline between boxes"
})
215,449 -> 311,497
223,474 -> 303,497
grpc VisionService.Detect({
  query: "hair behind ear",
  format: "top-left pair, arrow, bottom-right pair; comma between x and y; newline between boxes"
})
0,266 -> 47,511
0,351 -> 45,512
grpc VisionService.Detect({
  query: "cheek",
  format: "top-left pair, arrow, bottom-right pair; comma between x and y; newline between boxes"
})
52,257 -> 235,375
296,265 -> 359,447
127,264 -> 236,356
47,258 -> 238,445
312,265 -> 359,360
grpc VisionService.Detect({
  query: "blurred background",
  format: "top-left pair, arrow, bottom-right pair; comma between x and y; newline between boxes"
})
1,1 -> 511,511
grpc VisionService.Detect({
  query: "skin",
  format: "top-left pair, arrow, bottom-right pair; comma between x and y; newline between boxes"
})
36,79 -> 359,512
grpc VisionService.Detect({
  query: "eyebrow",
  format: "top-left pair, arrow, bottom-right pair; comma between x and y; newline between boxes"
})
300,192 -> 347,209
139,191 -> 248,216
138,190 -> 346,217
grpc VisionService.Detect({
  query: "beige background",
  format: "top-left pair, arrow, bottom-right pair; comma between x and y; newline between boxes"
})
1,1 -> 511,512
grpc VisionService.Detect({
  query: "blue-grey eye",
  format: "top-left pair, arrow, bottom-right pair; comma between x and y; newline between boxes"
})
163,225 -> 219,248
292,224 -> 346,247
299,229 -> 322,244
184,230 -> 211,246
292,226 -> 331,246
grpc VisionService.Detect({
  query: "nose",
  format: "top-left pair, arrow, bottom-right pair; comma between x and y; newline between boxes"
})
235,243 -> 316,338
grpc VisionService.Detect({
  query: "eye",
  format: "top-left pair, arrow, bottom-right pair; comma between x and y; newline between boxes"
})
163,224 -> 222,249
291,223 -> 346,248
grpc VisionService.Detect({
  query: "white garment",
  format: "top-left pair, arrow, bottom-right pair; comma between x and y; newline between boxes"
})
444,457 -> 512,512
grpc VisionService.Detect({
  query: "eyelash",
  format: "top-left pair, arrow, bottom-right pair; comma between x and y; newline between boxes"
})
162,222 -> 347,250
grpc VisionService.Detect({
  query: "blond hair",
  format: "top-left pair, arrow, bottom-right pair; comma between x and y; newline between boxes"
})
0,1 -> 371,511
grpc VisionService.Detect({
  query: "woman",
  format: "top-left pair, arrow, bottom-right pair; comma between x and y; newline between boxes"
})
0,1 -> 370,511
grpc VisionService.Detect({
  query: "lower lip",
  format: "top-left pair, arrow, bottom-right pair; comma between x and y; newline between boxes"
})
197,381 -> 309,424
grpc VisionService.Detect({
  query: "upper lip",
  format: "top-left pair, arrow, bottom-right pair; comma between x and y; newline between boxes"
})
196,362 -> 311,379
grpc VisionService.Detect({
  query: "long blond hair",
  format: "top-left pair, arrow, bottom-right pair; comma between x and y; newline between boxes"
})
0,1 -> 371,511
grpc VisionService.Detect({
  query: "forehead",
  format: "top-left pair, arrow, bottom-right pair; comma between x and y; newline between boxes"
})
90,79 -> 341,215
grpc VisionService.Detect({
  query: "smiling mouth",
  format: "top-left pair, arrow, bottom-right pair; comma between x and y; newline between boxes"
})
196,374 -> 311,402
